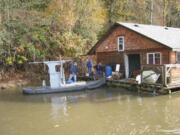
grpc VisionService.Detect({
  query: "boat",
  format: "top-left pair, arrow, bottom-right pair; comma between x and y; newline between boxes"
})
23,78 -> 105,94
142,70 -> 160,84
23,60 -> 106,95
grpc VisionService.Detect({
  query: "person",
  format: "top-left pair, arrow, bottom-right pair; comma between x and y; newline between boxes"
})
68,62 -> 78,83
96,62 -> 103,78
86,57 -> 93,76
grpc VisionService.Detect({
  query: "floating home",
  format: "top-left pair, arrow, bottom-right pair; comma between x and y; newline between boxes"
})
88,22 -> 180,94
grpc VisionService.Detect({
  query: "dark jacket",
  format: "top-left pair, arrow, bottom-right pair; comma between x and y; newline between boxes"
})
96,64 -> 102,72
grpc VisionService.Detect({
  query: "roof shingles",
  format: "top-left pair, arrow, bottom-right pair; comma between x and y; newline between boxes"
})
118,22 -> 180,51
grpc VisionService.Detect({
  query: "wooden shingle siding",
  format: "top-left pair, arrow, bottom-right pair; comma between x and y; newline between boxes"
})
96,52 -> 124,65
96,26 -> 169,53
95,25 -> 174,65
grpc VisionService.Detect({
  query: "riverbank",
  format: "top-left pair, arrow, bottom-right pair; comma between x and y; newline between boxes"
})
0,79 -> 29,90
0,73 -> 33,90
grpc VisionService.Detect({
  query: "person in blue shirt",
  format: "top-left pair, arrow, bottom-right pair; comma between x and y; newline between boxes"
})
86,57 -> 93,76
68,62 -> 78,83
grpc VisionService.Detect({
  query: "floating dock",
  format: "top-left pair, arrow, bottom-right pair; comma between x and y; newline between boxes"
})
107,64 -> 180,95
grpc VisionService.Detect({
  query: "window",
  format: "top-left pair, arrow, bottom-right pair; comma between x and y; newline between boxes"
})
117,36 -> 124,51
148,53 -> 154,64
177,52 -> 180,63
55,65 -> 60,72
147,52 -> 161,64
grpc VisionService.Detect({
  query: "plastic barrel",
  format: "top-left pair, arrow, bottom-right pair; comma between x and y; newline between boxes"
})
105,66 -> 112,78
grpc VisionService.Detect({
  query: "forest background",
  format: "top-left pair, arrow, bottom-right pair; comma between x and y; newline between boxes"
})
0,0 -> 180,81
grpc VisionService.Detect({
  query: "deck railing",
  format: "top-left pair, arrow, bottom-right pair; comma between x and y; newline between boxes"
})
141,64 -> 180,88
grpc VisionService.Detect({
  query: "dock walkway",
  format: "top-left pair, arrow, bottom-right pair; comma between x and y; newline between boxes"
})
107,64 -> 180,95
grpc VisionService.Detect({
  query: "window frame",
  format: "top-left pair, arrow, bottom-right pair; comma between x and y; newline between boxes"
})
117,36 -> 125,51
147,52 -> 162,65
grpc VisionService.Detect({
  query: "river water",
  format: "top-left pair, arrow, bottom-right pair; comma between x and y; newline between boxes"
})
0,87 -> 180,135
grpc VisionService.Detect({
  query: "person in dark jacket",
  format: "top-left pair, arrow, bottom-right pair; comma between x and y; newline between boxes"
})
68,62 -> 78,82
96,62 -> 103,78
86,57 -> 93,76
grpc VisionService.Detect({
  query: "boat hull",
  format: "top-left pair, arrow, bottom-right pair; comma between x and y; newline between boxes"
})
23,78 -> 106,95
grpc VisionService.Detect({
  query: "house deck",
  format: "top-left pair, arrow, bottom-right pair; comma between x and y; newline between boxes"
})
107,64 -> 180,95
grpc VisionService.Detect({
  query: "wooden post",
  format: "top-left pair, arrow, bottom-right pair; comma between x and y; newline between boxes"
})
140,65 -> 144,84
161,65 -> 164,85
43,57 -> 46,72
124,53 -> 129,78
164,65 -> 167,87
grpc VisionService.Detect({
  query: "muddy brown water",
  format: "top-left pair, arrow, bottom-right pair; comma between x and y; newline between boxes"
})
0,87 -> 180,135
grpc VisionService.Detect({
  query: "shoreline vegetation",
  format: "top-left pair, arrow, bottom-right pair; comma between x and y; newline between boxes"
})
0,1 -> 180,90
0,59 -> 88,90
0,71 -> 48,90
0,73 -> 30,90
0,64 -> 47,90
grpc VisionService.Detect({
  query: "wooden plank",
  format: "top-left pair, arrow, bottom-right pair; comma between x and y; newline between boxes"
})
167,84 -> 180,89
164,65 -> 167,86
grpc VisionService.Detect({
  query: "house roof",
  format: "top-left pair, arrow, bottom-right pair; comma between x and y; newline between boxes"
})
118,22 -> 180,51
87,22 -> 180,55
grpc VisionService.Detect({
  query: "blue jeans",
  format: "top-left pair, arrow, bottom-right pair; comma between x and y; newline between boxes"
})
88,67 -> 92,75
68,73 -> 77,82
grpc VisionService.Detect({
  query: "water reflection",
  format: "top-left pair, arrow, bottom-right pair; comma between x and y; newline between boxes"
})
50,96 -> 68,121
137,97 -> 143,106
49,92 -> 88,123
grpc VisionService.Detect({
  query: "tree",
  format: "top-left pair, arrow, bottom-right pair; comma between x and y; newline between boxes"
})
74,0 -> 108,45
0,0 -> 51,66
103,0 -> 153,25
0,0 -> 180,73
